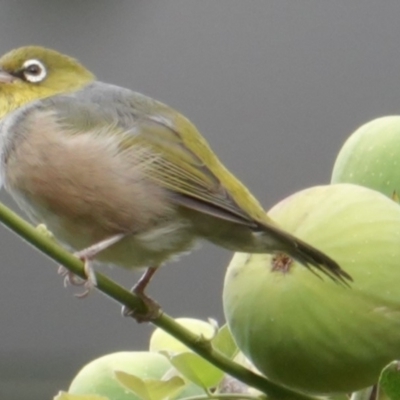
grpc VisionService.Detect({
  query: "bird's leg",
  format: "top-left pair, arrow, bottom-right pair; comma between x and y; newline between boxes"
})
59,233 -> 126,297
122,266 -> 162,322
132,267 -> 158,295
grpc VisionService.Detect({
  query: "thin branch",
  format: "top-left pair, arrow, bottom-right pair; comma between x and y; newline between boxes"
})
0,201 -> 318,400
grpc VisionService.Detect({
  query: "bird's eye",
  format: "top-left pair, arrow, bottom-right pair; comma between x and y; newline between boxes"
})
22,59 -> 47,83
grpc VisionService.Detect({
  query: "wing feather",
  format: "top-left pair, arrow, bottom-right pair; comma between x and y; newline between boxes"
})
134,116 -> 258,226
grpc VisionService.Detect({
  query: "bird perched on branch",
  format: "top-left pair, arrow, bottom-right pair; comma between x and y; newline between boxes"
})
0,46 -> 351,317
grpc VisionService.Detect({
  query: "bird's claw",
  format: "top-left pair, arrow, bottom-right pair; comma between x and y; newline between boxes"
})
57,255 -> 97,298
122,291 -> 162,323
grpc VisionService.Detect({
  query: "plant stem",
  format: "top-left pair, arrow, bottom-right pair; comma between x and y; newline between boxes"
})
0,201 -> 317,400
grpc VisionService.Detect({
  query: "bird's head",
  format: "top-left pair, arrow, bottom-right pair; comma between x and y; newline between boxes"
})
0,46 -> 95,118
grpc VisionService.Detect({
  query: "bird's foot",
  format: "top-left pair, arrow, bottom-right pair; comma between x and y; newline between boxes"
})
122,291 -> 162,323
122,267 -> 161,322
58,265 -> 85,287
58,233 -> 126,297
58,257 -> 96,298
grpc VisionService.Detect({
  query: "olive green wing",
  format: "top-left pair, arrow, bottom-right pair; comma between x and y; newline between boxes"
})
131,113 -> 262,227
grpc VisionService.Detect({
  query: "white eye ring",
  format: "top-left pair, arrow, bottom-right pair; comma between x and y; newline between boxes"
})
22,59 -> 47,83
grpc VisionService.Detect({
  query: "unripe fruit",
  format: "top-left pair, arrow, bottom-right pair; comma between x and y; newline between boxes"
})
68,352 -> 170,400
68,351 -> 203,400
332,116 -> 400,198
223,184 -> 400,394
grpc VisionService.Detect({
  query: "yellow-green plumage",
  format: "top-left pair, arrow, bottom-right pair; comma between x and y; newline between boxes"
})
0,46 -> 351,285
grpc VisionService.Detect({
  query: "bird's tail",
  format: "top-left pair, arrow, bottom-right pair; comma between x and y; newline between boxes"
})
255,222 -> 352,285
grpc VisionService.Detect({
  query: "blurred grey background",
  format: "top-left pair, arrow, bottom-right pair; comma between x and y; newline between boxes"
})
0,1 -> 400,398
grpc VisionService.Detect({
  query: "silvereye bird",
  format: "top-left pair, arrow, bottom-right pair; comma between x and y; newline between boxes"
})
0,46 -> 351,301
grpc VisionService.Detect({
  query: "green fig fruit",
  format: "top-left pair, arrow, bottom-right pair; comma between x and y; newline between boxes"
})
68,352 -> 170,400
68,351 -> 203,400
223,183 -> 400,394
331,116 -> 400,198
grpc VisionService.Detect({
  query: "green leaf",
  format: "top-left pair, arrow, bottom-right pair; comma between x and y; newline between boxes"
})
54,392 -> 108,400
380,361 -> 400,400
168,352 -> 224,389
211,324 -> 238,359
114,371 -> 185,400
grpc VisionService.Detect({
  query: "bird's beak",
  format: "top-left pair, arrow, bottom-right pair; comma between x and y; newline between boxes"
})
0,69 -> 16,83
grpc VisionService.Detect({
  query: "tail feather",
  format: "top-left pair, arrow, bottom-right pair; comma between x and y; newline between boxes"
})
286,236 -> 352,286
257,223 -> 352,286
